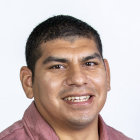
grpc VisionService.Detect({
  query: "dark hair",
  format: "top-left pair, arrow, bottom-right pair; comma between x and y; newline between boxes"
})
25,15 -> 103,78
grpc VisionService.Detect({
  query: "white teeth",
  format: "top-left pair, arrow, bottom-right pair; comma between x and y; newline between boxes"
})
79,96 -> 87,100
72,97 -> 75,100
75,97 -> 80,100
64,95 -> 90,102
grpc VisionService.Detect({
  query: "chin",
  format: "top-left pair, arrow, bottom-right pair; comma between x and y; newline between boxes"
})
66,114 -> 97,129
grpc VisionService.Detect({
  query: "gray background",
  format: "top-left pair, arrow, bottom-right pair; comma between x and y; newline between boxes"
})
0,0 -> 139,139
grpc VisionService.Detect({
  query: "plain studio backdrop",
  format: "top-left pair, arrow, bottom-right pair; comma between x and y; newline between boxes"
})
0,0 -> 139,139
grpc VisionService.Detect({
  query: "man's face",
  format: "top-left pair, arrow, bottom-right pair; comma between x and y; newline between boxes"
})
32,37 -> 110,129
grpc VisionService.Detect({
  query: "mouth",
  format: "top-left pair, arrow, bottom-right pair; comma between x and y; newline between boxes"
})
64,95 -> 91,102
63,95 -> 94,105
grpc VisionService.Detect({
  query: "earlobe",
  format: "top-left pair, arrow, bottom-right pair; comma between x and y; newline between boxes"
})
103,59 -> 111,91
20,66 -> 34,99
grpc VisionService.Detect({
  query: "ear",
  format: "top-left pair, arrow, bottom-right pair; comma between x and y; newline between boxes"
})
103,59 -> 111,91
20,66 -> 34,99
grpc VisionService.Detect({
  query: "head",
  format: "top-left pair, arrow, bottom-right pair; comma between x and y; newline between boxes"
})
25,15 -> 103,80
20,15 -> 110,132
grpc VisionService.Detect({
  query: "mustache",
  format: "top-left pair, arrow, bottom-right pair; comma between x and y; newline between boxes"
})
59,86 -> 96,96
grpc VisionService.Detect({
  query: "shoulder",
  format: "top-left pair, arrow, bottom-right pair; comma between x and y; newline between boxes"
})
0,120 -> 30,140
106,125 -> 133,140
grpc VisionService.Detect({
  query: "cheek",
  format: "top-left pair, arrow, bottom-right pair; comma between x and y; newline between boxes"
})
34,74 -> 62,107
88,71 -> 108,110
39,72 -> 64,96
87,70 -> 107,91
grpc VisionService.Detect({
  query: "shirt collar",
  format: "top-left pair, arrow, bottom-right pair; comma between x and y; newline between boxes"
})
23,101 -> 59,140
23,101 -> 109,140
98,115 -> 109,140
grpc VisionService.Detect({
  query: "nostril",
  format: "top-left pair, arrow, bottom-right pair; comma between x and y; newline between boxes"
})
65,68 -> 88,86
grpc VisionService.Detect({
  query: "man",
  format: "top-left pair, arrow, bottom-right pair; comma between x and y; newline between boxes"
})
0,15 -> 132,140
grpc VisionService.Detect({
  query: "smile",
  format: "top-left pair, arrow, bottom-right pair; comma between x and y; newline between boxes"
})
64,95 -> 90,102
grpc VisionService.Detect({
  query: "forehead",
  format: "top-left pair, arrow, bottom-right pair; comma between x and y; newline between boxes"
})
40,37 -> 100,58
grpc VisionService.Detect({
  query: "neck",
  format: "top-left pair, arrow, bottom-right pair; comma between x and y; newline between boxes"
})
55,116 -> 99,140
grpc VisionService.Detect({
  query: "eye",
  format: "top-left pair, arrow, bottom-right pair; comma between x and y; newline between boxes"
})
85,62 -> 96,66
49,64 -> 65,69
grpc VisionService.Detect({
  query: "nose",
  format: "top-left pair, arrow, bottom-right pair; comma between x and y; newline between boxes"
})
65,65 -> 88,87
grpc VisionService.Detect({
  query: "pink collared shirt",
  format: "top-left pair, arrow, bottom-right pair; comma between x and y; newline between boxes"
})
0,102 -> 132,140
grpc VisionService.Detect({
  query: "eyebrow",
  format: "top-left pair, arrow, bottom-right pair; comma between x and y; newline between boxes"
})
82,53 -> 102,62
43,56 -> 68,64
43,53 -> 102,65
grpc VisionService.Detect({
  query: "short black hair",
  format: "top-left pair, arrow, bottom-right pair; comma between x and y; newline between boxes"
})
25,15 -> 103,78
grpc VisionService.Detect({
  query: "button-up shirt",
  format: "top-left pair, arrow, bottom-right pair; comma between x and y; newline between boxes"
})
0,102 -> 132,140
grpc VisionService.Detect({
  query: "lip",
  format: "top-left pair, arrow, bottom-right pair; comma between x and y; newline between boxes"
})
62,92 -> 94,99
62,93 -> 94,105
63,95 -> 94,105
